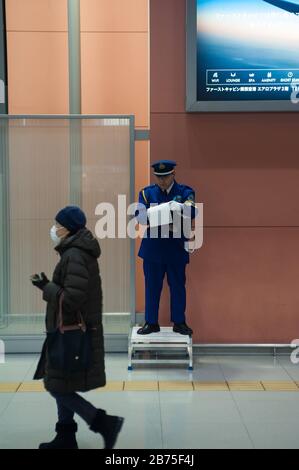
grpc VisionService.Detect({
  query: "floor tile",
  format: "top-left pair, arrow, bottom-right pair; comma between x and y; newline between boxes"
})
0,393 -> 15,417
0,391 -> 162,449
159,392 -> 241,423
162,421 -> 253,449
233,396 -> 299,423
277,357 -> 299,381
218,355 -> 290,381
245,421 -> 299,449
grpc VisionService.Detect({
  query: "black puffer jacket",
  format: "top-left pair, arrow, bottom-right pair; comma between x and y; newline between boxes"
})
34,228 -> 106,393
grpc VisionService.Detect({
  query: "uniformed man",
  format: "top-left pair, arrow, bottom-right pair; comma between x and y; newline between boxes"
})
136,160 -> 196,335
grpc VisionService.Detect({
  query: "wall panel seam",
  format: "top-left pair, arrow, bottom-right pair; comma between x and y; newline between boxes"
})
7,30 -> 68,33
81,30 -> 148,33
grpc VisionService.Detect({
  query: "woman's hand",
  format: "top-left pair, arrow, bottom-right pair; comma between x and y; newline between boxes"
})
30,272 -> 49,291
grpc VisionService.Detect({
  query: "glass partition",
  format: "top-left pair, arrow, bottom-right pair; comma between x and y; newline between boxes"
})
0,116 -> 134,337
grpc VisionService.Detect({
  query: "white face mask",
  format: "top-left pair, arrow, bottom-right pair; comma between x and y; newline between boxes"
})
50,225 -> 62,246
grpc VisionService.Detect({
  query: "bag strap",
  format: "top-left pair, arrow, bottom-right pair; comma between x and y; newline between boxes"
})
57,292 -> 87,334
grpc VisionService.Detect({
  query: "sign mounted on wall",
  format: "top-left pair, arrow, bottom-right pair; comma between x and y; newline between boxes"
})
186,0 -> 299,112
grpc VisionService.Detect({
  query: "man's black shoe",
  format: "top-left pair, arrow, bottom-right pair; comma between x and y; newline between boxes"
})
173,323 -> 193,336
137,323 -> 160,335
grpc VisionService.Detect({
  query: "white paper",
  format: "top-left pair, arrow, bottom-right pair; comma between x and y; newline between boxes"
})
147,202 -> 173,227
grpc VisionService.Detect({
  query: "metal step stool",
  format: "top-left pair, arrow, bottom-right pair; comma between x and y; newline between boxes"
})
128,326 -> 193,370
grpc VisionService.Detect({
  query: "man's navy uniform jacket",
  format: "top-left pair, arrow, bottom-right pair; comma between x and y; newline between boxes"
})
137,180 -> 196,265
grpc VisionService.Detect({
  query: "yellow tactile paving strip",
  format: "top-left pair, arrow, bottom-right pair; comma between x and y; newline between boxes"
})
159,381 -> 194,391
194,382 -> 229,391
262,381 -> 299,392
0,382 -> 21,393
124,381 -> 158,391
18,382 -> 46,392
96,381 -> 124,392
1,381 -> 299,392
227,381 -> 265,391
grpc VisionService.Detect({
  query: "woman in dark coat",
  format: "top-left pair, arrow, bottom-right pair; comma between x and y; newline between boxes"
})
32,206 -> 124,449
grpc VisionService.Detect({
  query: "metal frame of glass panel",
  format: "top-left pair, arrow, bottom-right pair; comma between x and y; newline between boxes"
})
0,0 -> 8,329
0,114 -> 136,352
0,119 -> 10,330
0,0 -> 8,114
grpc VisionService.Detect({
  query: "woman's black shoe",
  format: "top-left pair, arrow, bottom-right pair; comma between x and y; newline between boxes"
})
39,421 -> 78,449
90,410 -> 124,449
137,323 -> 160,335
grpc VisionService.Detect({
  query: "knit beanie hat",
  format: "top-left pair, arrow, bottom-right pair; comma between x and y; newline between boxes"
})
55,206 -> 86,234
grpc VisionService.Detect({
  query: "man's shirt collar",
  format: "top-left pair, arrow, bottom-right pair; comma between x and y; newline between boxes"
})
166,181 -> 175,194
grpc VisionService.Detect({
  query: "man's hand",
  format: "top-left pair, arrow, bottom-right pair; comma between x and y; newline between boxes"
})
187,233 -> 196,241
30,272 -> 49,291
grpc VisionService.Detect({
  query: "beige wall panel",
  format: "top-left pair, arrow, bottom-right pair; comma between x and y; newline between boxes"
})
10,220 -> 62,315
8,119 -> 133,318
81,123 -> 131,313
135,141 -> 149,312
6,0 -> 68,32
7,32 -> 69,114
81,124 -> 131,218
81,0 -> 148,32
81,33 -> 149,128
9,221 -> 130,316
85,220 -> 131,314
8,121 -> 69,316
9,123 -> 70,219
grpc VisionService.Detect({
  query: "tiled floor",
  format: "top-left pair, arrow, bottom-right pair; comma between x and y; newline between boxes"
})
1,353 -> 299,449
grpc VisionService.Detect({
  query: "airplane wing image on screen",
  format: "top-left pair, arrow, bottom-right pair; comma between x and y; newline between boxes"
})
263,0 -> 299,14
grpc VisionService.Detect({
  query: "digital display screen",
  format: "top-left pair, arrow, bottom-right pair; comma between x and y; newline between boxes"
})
187,0 -> 299,112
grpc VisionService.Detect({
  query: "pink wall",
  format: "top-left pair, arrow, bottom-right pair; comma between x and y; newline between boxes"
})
6,0 -> 69,114
150,0 -> 299,343
80,0 -> 149,128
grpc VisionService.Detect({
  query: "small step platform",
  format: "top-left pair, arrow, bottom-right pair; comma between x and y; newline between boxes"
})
128,326 -> 193,370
